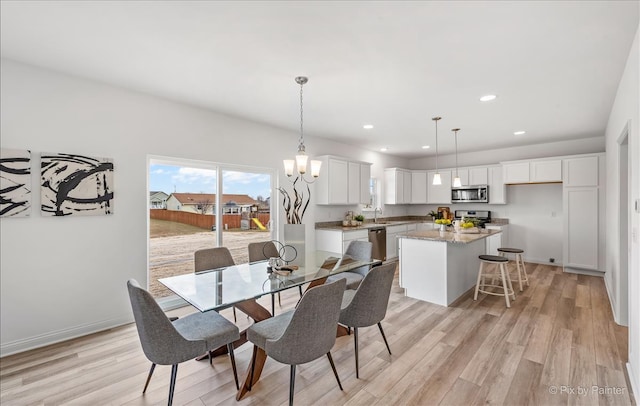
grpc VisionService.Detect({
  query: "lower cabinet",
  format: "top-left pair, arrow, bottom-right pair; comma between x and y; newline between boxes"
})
386,224 -> 407,260
315,229 -> 368,255
484,225 -> 509,255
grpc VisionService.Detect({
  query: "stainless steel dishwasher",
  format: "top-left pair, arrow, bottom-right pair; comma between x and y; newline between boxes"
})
368,227 -> 387,262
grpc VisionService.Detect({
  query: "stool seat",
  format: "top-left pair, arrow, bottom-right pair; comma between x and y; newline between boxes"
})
498,247 -> 524,254
479,254 -> 509,262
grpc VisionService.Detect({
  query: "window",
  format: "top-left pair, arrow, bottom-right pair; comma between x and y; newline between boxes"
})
148,157 -> 275,301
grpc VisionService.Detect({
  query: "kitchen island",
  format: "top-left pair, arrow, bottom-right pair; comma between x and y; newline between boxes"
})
398,229 -> 501,306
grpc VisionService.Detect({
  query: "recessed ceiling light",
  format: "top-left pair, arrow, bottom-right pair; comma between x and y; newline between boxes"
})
380,147 -> 388,152
514,131 -> 526,135
363,124 -> 374,129
422,145 -> 430,149
480,94 -> 497,102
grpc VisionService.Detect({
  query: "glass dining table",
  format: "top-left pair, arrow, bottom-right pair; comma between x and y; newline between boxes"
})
159,250 -> 381,400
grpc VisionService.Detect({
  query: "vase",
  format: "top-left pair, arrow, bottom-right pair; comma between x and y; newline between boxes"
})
283,223 -> 305,267
439,224 -> 447,232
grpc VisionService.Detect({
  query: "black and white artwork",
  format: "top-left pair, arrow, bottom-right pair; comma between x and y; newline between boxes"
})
41,153 -> 114,216
0,148 -> 32,218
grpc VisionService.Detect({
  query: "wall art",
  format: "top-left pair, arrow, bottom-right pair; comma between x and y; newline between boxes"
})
41,153 -> 114,216
0,148 -> 32,218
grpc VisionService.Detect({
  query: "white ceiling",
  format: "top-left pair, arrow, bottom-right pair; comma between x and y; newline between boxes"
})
1,1 -> 638,158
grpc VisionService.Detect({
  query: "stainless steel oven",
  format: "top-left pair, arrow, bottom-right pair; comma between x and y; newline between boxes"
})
451,185 -> 489,203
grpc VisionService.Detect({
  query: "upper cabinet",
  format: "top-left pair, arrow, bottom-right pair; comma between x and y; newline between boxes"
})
316,156 -> 372,205
469,167 -> 488,185
502,159 -> 562,184
427,170 -> 452,204
411,170 -> 428,204
451,168 -> 469,187
487,165 -> 506,204
563,156 -> 599,187
384,168 -> 412,204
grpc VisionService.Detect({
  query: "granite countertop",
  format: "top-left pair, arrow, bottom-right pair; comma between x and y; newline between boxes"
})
397,229 -> 501,244
315,217 -> 509,232
315,218 -> 434,231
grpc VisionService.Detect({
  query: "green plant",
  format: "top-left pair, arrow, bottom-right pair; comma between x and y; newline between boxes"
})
428,210 -> 439,218
354,214 -> 365,222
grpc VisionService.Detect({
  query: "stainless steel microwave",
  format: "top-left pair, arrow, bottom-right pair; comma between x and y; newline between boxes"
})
451,185 -> 489,203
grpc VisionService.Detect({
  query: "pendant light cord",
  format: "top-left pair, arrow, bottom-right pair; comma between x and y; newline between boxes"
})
298,80 -> 304,151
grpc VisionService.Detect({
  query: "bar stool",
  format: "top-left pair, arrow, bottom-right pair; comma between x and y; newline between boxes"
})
474,255 -> 516,308
497,247 -> 529,292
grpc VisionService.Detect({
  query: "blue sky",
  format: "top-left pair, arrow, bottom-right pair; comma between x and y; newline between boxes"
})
149,164 -> 271,200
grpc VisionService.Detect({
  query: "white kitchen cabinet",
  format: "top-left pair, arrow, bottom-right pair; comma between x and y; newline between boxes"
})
411,170 -> 428,204
562,154 -> 604,274
563,188 -> 598,270
503,162 -> 530,184
563,156 -> 598,187
386,224 -> 407,260
531,160 -> 562,182
427,170 -> 451,204
384,168 -> 412,204
488,165 -> 506,204
451,168 -> 469,187
316,156 -> 372,205
348,161 -> 360,204
315,228 -> 368,255
469,167 -> 489,185
503,159 -> 562,184
485,225 -> 509,255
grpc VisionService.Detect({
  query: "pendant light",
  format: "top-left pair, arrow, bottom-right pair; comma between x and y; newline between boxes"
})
452,128 -> 462,187
432,117 -> 442,185
283,76 -> 321,180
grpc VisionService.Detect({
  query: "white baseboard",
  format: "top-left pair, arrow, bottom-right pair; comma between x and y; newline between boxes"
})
628,362 -> 639,403
603,272 -> 622,325
563,267 -> 606,278
0,316 -> 132,357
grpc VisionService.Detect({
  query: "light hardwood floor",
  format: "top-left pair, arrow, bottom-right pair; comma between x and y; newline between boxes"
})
1,263 -> 635,405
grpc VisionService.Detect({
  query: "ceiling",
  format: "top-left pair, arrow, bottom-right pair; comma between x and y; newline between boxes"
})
1,1 -> 638,158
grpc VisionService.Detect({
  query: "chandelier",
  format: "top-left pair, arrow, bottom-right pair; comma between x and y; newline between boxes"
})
283,76 -> 321,181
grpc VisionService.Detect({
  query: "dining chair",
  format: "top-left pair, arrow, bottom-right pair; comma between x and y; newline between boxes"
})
248,241 -> 303,315
195,247 -> 239,322
326,240 -> 373,289
338,262 -> 396,378
127,279 -> 240,406
246,278 -> 347,406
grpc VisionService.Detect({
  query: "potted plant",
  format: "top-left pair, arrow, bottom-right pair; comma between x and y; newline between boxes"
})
354,214 -> 365,225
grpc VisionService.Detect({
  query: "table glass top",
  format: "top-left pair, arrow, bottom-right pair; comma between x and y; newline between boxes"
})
159,250 -> 378,312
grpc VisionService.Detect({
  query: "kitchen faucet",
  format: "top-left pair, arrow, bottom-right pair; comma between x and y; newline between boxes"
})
374,207 -> 382,223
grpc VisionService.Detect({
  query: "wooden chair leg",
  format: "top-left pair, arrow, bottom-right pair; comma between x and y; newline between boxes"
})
326,352 -> 343,390
142,363 -> 156,393
168,364 -> 178,406
378,322 -> 392,355
227,343 -> 239,390
289,364 -> 296,406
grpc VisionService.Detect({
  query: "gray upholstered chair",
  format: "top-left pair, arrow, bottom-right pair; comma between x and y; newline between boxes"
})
248,241 -> 303,315
195,247 -> 238,322
246,278 -> 347,406
338,262 -> 396,378
326,240 -> 373,290
127,279 -> 240,406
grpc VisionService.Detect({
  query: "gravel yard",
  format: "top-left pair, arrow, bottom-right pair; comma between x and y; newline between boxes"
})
149,219 -> 272,297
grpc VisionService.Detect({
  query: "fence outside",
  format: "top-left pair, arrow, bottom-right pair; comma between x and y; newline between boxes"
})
150,209 -> 271,230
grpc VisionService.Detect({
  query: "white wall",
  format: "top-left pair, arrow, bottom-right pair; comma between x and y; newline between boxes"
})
0,59 -> 408,355
604,27 -> 639,396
